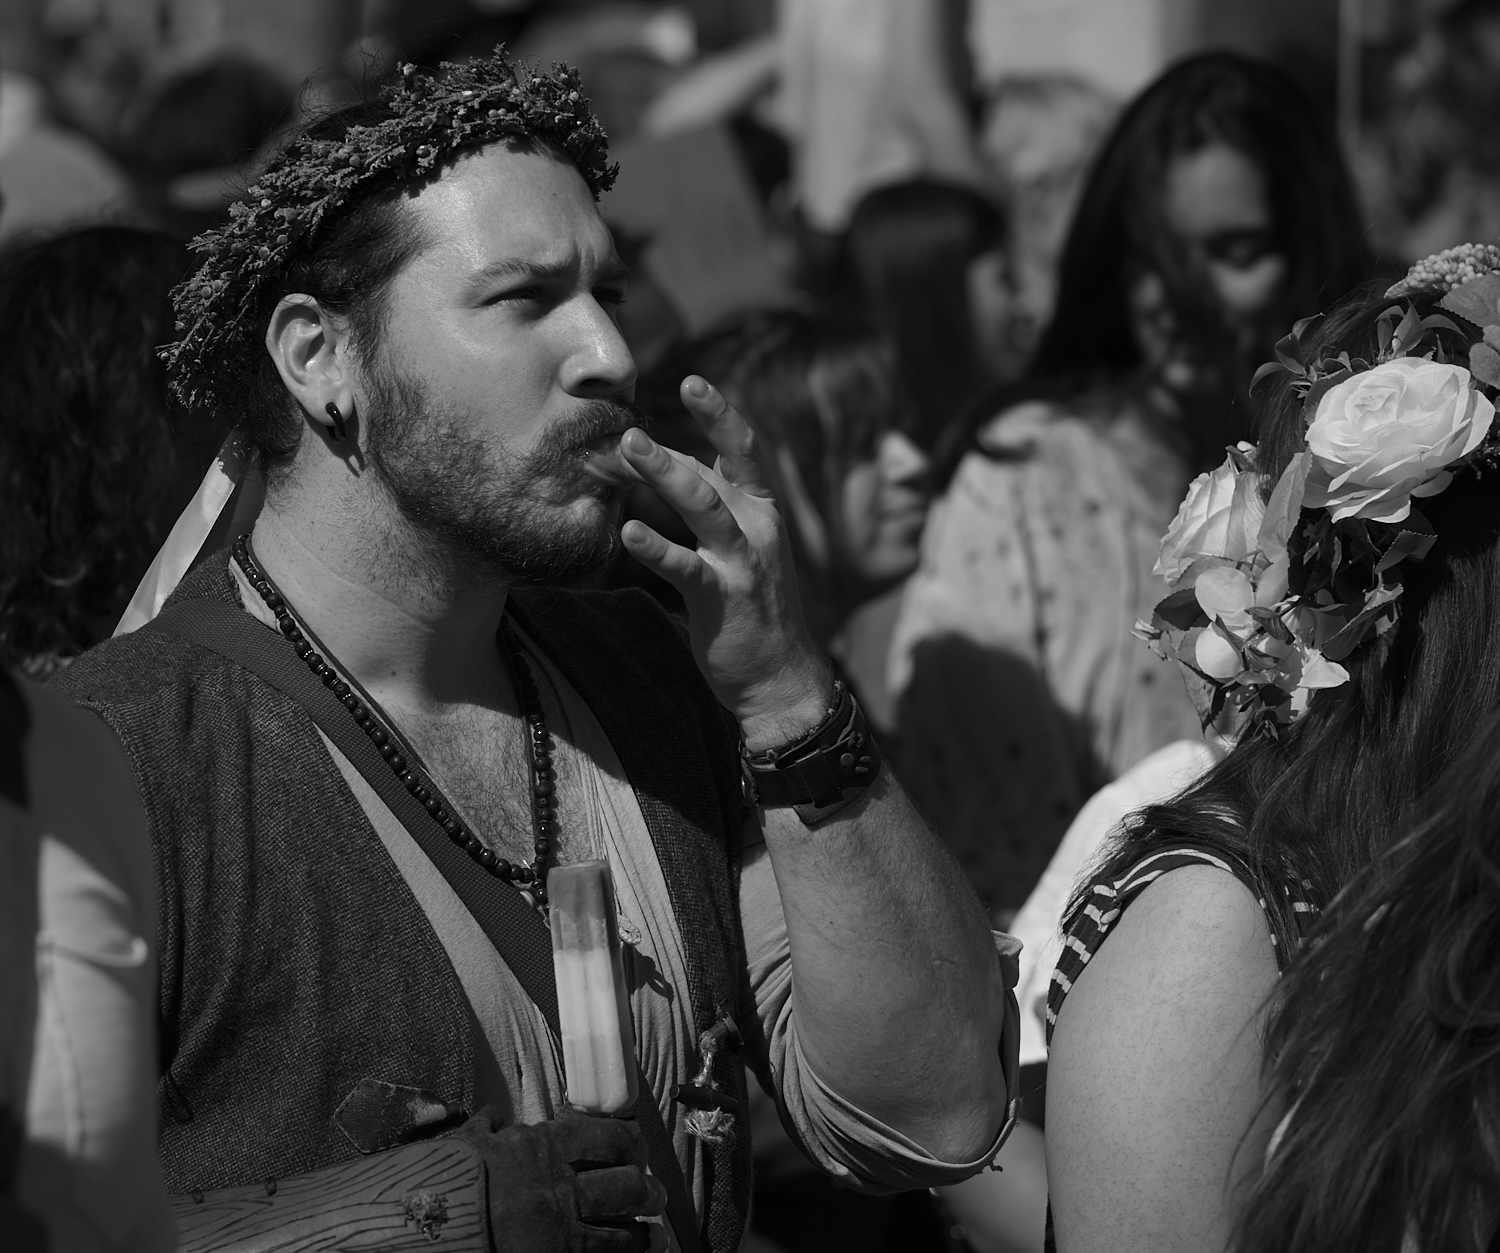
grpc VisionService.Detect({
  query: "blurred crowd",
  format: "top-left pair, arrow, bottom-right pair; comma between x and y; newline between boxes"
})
4,2 -> 1500,1252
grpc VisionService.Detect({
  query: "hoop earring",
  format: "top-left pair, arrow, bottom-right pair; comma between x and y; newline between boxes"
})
324,402 -> 349,443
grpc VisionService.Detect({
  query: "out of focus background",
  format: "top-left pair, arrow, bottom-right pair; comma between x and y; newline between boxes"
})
2,0 -> 1493,327
1,1 -> 1495,1251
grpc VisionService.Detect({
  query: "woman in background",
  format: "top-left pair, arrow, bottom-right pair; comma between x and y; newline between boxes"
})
0,226 -> 205,676
642,311 -> 930,740
889,52 -> 1370,920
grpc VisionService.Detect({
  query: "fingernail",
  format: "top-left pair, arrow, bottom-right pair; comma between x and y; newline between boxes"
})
623,428 -> 655,454
685,376 -> 710,399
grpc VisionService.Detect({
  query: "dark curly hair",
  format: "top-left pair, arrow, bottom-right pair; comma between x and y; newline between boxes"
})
0,226 -> 196,675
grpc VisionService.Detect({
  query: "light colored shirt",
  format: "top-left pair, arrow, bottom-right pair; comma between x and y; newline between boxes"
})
773,0 -> 988,230
1008,738 -> 1221,1067
5,676 -> 176,1253
889,401 -> 1203,912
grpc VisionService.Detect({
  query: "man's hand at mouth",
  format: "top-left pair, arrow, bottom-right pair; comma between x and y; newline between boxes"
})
617,375 -> 831,750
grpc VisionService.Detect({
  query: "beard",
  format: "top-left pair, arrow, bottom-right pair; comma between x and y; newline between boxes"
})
363,361 -> 648,585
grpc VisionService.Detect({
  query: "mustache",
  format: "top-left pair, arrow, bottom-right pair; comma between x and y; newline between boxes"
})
534,398 -> 652,462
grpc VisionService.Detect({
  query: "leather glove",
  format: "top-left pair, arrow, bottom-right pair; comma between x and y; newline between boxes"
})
456,1107 -> 669,1253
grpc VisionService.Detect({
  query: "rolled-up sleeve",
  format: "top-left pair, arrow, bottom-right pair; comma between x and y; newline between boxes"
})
737,836 -> 1022,1193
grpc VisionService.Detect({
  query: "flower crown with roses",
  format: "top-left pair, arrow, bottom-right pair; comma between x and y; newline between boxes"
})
1136,243 -> 1500,735
163,49 -> 616,415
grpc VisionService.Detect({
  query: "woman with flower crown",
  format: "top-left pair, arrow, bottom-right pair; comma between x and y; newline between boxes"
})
1043,243 -> 1500,1252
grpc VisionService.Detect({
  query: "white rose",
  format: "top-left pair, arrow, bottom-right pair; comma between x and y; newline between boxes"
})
1303,359 -> 1495,523
1154,444 -> 1265,588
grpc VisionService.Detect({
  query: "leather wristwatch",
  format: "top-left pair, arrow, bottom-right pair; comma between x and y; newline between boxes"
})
741,680 -> 883,825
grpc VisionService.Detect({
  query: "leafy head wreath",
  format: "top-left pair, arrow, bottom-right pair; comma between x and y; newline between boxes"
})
162,48 -> 617,416
1136,243 -> 1500,737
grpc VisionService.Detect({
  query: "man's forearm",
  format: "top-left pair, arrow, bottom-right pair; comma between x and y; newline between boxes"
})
171,1138 -> 487,1252
761,766 -> 1010,1161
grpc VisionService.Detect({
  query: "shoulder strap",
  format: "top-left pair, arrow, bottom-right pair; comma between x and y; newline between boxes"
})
1045,845 -> 1273,1049
147,599 -> 704,1253
149,598 -> 562,1026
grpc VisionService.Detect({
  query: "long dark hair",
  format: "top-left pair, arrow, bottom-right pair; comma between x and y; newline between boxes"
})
835,180 -> 1004,465
0,227 -> 196,674
1068,285 -> 1500,957
1235,707 -> 1500,1252
1017,52 -> 1367,466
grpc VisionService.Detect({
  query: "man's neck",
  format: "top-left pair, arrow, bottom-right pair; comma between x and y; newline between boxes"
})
250,469 -> 514,719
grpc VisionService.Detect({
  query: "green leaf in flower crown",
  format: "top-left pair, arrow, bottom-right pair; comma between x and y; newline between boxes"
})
1320,581 -> 1403,660
1155,586 -> 1207,631
1375,524 -> 1437,574
1273,329 -> 1307,374
1258,451 -> 1311,560
1389,302 -> 1425,358
1440,274 -> 1500,330
1471,341 -> 1500,390
1251,359 -> 1289,394
1247,605 -> 1294,643
1376,307 -> 1397,356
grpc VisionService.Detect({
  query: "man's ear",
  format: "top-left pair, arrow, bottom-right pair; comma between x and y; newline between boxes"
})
265,294 -> 356,439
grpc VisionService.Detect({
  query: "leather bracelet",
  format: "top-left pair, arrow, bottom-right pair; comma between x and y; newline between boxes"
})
741,680 -> 882,826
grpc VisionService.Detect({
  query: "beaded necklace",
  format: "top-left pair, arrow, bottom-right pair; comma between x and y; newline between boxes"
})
231,534 -> 558,906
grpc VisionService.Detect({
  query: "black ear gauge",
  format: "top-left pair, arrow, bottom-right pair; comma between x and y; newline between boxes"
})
324,402 -> 349,442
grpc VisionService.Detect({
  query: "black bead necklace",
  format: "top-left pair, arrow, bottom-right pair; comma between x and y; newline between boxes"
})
231,534 -> 558,905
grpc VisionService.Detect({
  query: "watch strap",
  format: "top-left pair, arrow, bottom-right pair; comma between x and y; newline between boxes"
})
742,680 -> 882,825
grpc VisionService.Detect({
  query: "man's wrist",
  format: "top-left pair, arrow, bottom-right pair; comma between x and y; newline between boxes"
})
741,677 -> 883,823
737,664 -> 835,753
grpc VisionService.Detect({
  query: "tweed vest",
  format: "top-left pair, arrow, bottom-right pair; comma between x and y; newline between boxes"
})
51,560 -> 753,1252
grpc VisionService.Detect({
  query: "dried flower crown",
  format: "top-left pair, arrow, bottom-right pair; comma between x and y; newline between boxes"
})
1136,244 -> 1500,736
164,50 -> 617,414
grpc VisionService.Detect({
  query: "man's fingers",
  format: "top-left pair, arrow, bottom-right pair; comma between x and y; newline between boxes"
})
575,1165 -> 665,1222
621,521 -> 712,594
621,428 -> 742,547
679,376 -> 774,498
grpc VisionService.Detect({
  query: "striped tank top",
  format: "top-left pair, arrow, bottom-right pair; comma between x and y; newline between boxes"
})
1041,846 -> 1320,1253
1045,845 -> 1320,1050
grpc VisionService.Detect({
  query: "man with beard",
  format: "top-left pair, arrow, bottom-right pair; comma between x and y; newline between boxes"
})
52,53 -> 1018,1252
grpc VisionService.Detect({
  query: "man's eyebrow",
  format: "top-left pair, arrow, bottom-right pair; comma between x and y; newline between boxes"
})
465,255 -> 631,290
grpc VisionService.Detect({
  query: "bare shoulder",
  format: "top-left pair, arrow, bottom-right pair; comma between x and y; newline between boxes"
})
1046,865 -> 1280,1253
1062,864 -> 1278,1021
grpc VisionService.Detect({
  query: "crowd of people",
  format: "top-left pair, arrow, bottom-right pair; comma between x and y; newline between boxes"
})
5,3 -> 1500,1253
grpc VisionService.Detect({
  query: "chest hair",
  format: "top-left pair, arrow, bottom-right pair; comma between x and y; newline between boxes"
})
395,702 -> 598,867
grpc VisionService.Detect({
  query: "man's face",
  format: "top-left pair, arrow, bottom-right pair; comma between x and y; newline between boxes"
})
358,142 -> 641,583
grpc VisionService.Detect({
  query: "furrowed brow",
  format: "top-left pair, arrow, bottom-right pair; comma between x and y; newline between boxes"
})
466,256 -> 575,291
593,258 -> 631,288
464,254 -> 630,294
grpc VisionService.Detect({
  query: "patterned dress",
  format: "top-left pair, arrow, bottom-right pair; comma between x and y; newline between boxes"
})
889,399 -> 1203,911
